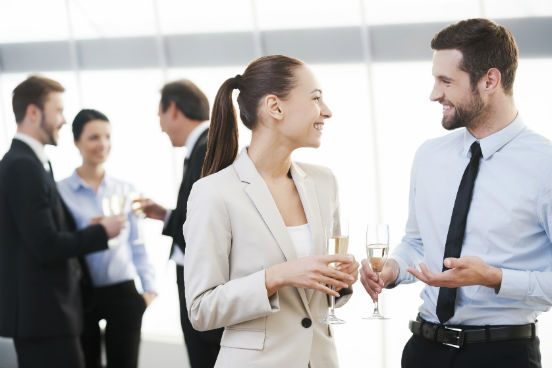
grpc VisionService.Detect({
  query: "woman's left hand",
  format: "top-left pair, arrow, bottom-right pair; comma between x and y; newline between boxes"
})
335,254 -> 359,291
142,291 -> 157,307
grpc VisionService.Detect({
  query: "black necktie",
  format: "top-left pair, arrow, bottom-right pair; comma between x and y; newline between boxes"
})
47,160 -> 54,179
436,141 -> 482,324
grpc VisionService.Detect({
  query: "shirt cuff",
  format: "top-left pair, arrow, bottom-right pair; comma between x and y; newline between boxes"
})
163,209 -> 172,228
496,268 -> 530,300
141,279 -> 157,295
390,256 -> 411,287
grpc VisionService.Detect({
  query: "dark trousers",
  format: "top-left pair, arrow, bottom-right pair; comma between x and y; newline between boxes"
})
402,333 -> 542,368
14,336 -> 85,368
81,280 -> 146,368
176,265 -> 223,368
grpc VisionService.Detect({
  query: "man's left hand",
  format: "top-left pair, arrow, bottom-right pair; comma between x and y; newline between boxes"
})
407,256 -> 502,289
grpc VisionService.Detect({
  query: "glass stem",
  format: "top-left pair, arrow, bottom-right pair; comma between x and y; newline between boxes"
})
329,286 -> 336,315
373,271 -> 381,314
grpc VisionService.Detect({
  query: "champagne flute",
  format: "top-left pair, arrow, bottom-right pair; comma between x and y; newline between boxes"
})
364,224 -> 390,319
128,191 -> 146,245
101,193 -> 128,247
321,218 -> 349,325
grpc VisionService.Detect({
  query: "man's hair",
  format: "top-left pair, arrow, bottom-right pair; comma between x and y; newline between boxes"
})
431,18 -> 518,95
160,80 -> 209,121
72,109 -> 110,141
12,75 -> 65,123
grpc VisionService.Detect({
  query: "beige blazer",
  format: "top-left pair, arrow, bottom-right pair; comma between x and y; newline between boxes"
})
183,149 -> 347,368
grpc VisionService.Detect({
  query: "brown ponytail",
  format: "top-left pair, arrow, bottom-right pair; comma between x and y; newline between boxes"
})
202,55 -> 304,177
202,78 -> 239,177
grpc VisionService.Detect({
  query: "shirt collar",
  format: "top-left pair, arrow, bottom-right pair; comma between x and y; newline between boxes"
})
462,114 -> 525,160
67,169 -> 112,192
13,132 -> 49,164
185,121 -> 209,159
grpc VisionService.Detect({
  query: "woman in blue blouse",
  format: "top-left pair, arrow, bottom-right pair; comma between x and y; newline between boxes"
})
57,109 -> 156,368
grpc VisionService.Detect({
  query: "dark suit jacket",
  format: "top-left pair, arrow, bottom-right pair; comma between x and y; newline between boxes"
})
0,139 -> 108,339
163,129 -> 208,257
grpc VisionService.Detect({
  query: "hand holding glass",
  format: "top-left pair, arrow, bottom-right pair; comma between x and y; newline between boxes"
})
364,224 -> 390,319
102,194 -> 128,247
321,219 -> 349,325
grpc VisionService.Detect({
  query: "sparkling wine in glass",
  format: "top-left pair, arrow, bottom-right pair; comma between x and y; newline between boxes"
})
102,193 -> 128,247
321,219 -> 349,325
128,192 -> 146,245
364,224 -> 390,319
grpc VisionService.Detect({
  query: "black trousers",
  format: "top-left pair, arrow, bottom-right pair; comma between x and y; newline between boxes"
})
402,333 -> 542,368
81,280 -> 146,368
176,264 -> 223,368
14,336 -> 85,368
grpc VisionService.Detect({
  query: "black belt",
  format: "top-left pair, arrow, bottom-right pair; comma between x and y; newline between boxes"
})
409,317 -> 536,349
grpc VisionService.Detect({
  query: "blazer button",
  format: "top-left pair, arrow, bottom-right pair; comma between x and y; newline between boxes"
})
301,318 -> 312,328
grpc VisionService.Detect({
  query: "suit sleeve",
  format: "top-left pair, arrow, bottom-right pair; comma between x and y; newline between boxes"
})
184,179 -> 279,331
7,158 -> 107,265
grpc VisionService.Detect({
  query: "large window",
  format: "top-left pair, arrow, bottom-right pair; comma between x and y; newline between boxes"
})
1,1 -> 551,366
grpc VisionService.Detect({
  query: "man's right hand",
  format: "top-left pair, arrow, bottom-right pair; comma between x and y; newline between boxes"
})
360,258 -> 399,302
133,198 -> 167,221
99,214 -> 127,239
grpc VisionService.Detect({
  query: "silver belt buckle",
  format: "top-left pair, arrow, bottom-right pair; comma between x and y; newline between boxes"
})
442,326 -> 464,349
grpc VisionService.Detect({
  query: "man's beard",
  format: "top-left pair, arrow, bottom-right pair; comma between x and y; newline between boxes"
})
40,114 -> 57,146
442,90 -> 485,131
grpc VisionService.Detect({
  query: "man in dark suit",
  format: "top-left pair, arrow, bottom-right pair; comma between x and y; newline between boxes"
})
0,75 -> 126,368
139,80 -> 223,367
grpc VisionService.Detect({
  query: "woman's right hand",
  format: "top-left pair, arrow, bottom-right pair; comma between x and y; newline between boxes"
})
265,254 -> 356,297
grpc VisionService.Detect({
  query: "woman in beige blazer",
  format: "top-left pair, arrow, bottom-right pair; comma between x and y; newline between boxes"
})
183,55 -> 359,368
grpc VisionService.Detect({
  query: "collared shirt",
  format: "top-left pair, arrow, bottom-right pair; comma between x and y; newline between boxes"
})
13,133 -> 50,171
57,171 -> 156,293
169,121 -> 209,265
392,115 -> 552,325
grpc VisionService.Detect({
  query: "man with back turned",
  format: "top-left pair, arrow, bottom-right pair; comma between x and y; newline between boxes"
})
361,19 -> 550,367
139,79 -> 223,367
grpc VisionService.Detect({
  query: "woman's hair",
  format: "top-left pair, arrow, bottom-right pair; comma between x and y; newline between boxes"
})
72,109 -> 109,141
202,55 -> 304,177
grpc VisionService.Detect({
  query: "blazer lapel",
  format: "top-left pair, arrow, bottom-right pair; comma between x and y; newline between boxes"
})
234,150 -> 298,262
233,149 -> 313,313
290,162 -> 325,303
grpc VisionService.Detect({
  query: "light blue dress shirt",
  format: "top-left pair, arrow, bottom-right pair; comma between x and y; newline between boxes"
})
57,171 -> 156,293
392,115 -> 552,325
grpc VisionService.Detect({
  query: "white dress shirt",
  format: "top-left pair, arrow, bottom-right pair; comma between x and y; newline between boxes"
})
13,133 -> 50,171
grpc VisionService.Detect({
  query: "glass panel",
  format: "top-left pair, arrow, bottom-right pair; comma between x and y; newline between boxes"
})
68,0 -> 156,39
0,0 -> 69,43
364,0 -> 481,25
256,0 -> 361,30
483,0 -> 552,18
157,0 -> 254,34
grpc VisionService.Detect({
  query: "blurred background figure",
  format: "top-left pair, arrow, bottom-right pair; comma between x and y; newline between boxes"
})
136,80 -> 223,368
0,76 -> 125,368
57,108 -> 157,368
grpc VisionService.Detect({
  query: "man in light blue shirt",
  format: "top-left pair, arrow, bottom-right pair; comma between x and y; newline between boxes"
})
360,19 -> 550,367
